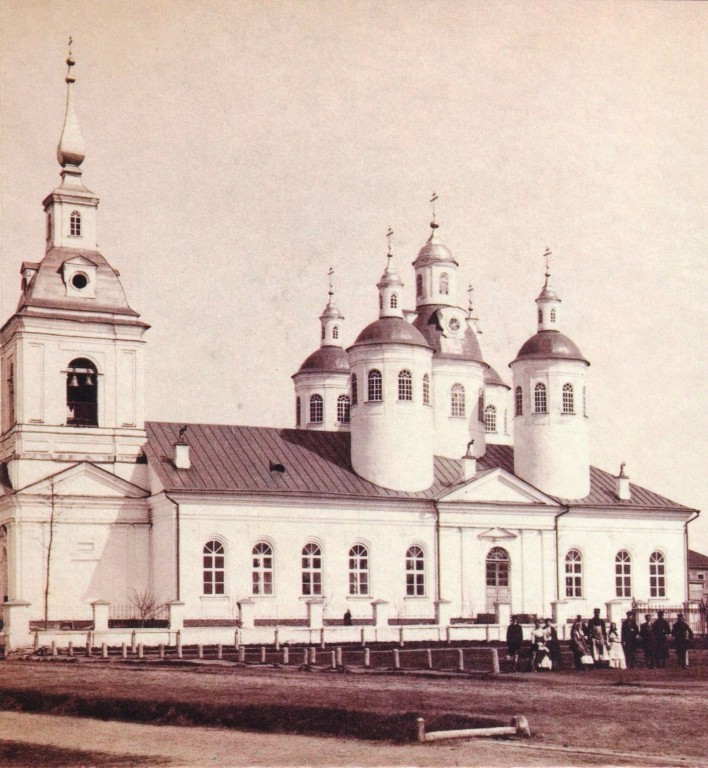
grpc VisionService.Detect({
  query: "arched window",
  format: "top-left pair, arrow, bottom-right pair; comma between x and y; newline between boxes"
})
203,540 -> 225,595
405,545 -> 425,596
565,549 -> 583,598
416,274 -> 423,298
515,386 -> 523,416
562,383 -> 574,413
321,326 -> 326,340
537,308 -> 543,324
309,394 -> 323,424
368,369 -> 382,402
337,394 -> 351,423
534,382 -> 547,413
252,542 -> 273,595
295,396 -> 301,427
615,550 -> 631,598
450,383 -> 465,417
649,551 -> 666,598
390,293 -> 398,309
379,293 -> 383,310
422,374 -> 430,405
332,326 -> 339,339
486,547 -> 510,607
70,210 -> 81,237
349,544 -> 369,596
439,273 -> 449,295
484,404 -> 497,433
302,543 -> 322,596
550,308 -> 557,323
398,369 -> 412,401
351,373 -> 358,406
66,357 -> 98,427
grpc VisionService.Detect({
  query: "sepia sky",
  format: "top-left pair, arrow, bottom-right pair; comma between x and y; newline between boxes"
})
1,1 -> 707,549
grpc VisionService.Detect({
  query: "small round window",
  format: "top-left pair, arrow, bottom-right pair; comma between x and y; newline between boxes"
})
448,317 -> 460,332
71,273 -> 89,290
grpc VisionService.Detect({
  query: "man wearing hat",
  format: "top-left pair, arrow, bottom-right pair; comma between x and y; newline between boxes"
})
639,613 -> 654,668
621,610 -> 639,668
671,613 -> 694,669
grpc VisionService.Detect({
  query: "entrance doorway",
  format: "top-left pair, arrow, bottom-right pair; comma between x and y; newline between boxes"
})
485,546 -> 510,611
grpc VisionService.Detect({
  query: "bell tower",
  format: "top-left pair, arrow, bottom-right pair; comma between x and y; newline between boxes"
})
0,46 -> 149,489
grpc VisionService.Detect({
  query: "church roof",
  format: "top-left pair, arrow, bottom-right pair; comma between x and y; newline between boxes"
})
294,346 -> 350,375
484,365 -> 510,388
688,549 -> 708,569
15,247 -> 140,318
513,329 -> 588,365
350,316 -> 430,350
144,422 -> 693,511
412,305 -> 484,363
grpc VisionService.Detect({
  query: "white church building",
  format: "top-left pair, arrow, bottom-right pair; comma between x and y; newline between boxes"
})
0,56 -> 699,646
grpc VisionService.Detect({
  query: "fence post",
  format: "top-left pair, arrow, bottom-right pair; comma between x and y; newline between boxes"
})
303,648 -> 309,667
102,642 -> 108,659
416,717 -> 426,743
274,627 -> 280,651
51,640 -> 57,657
445,626 -> 451,644
217,643 -> 223,660
86,633 -> 92,657
34,631 -> 39,651
336,646 -> 343,668
68,641 -> 73,658
234,629 -> 240,650
138,643 -> 144,659
491,647 -> 500,674
360,627 -> 366,647
238,646 -> 245,663
399,626 -> 405,647
159,643 -> 165,659
458,648 -> 464,672
197,643 -> 203,660
176,632 -> 183,659
260,646 -> 266,663
320,627 -> 326,649
121,642 -> 127,659
364,647 -> 370,668
427,648 -> 433,669
393,649 -> 400,670
330,650 -> 336,669
131,631 -> 137,654
309,646 -> 316,665
283,647 -> 289,666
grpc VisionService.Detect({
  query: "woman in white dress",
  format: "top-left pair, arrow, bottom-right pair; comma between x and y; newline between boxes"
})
607,622 -> 627,669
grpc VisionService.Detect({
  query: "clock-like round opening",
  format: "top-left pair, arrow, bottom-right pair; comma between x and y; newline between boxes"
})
449,318 -> 460,332
71,272 -> 89,290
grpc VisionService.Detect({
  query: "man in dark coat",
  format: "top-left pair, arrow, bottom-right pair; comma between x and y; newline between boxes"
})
671,613 -> 694,669
506,616 -> 524,672
621,610 -> 640,668
639,613 -> 654,668
652,610 -> 671,668
587,608 -> 607,639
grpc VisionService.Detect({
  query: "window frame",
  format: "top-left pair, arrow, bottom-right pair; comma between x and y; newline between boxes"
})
351,373 -> 358,406
367,369 -> 383,402
337,394 -> 351,424
302,543 -> 323,596
450,383 -> 465,417
252,541 -> 274,596
397,369 -> 413,401
615,550 -> 631,598
484,404 -> 497,433
422,374 -> 430,405
564,549 -> 583,598
405,545 -> 425,597
534,382 -> 547,414
649,551 -> 666,598
514,386 -> 523,416
309,394 -> 324,424
562,383 -> 574,414
69,210 -> 81,237
203,540 -> 226,596
348,544 -> 369,596
439,272 -> 449,295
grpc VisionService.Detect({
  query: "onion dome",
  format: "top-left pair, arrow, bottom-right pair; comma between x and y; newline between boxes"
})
412,305 -> 483,362
296,345 -> 350,374
350,316 -> 430,349
513,330 -> 589,365
484,365 -> 510,389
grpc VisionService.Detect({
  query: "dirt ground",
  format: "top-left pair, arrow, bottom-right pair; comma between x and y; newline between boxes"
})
0,660 -> 705,767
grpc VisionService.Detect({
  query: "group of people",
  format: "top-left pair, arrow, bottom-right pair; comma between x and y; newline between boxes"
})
506,616 -> 561,672
618,609 -> 694,669
507,609 -> 695,672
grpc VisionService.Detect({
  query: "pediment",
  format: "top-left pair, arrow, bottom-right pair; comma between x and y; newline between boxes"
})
478,526 -> 517,540
63,255 -> 98,268
19,462 -> 148,499
438,468 -> 560,506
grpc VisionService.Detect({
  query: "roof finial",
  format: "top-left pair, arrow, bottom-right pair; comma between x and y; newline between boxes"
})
386,226 -> 394,263
543,247 -> 552,279
429,191 -> 439,233
57,36 -> 86,169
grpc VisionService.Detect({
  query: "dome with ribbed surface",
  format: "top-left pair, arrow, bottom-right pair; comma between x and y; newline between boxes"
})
411,306 -> 483,362
513,330 -> 589,365
351,316 -> 430,349
296,345 -> 350,374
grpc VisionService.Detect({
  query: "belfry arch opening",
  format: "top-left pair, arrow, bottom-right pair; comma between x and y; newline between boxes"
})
66,357 -> 98,427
